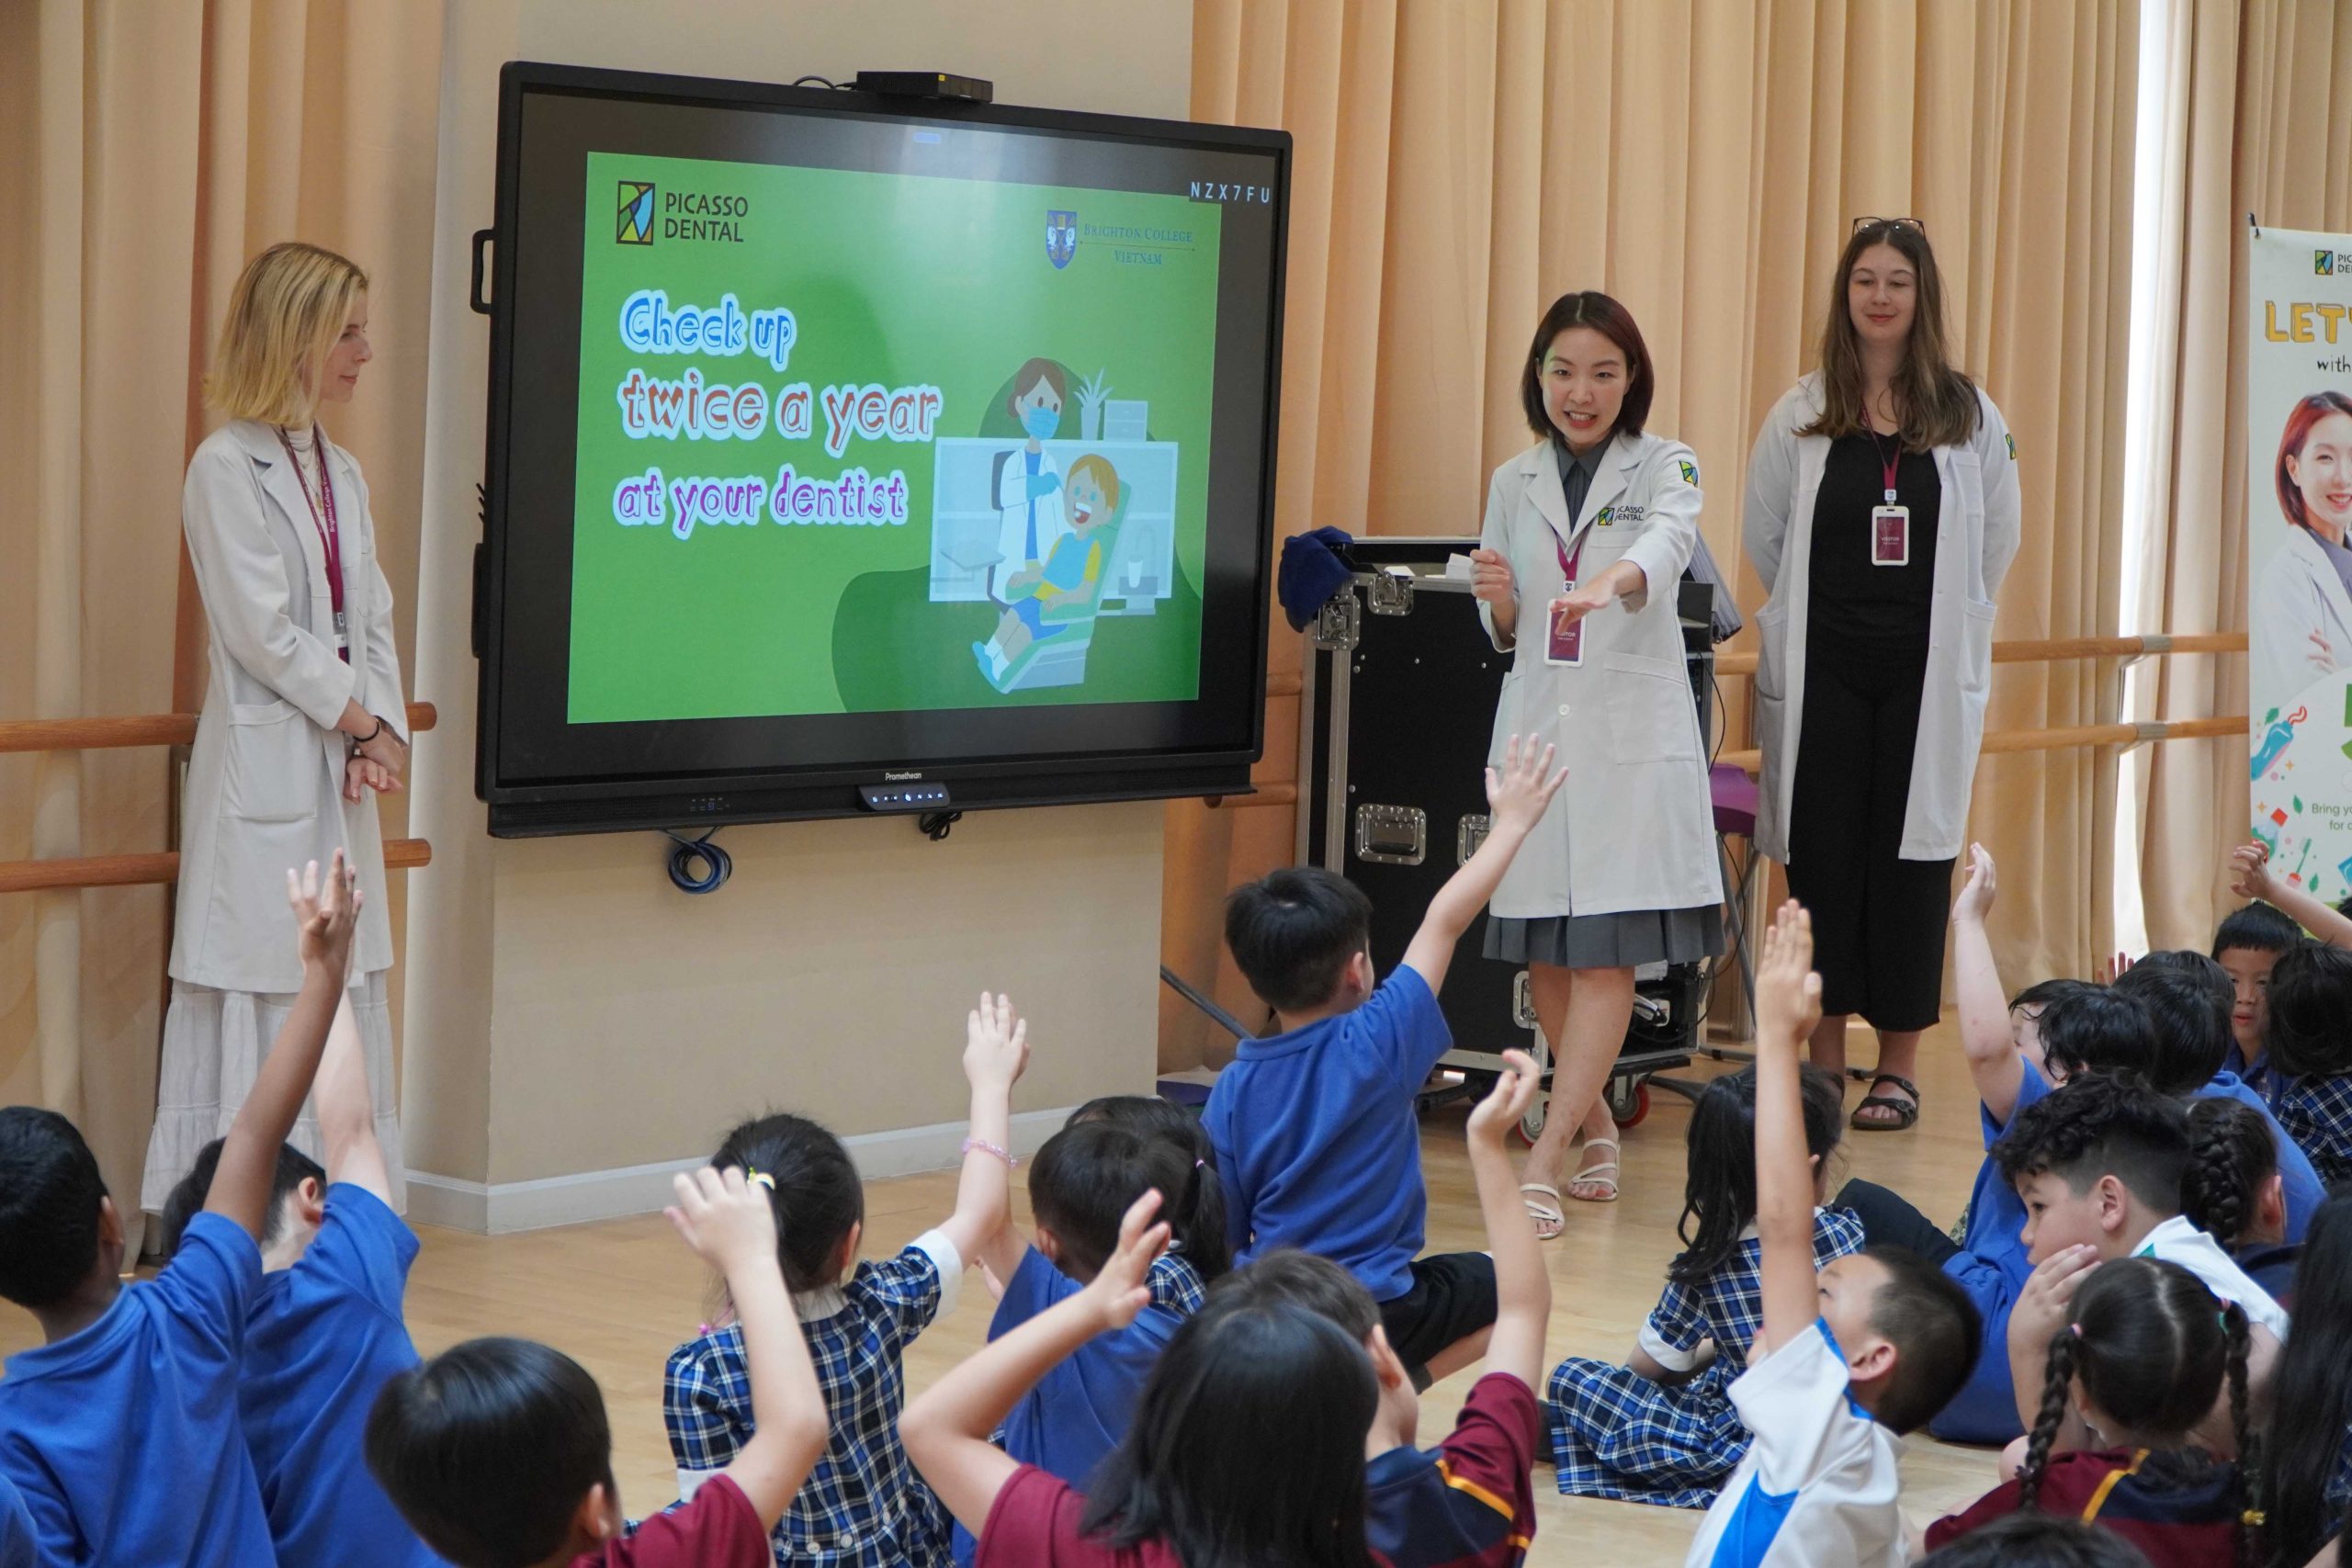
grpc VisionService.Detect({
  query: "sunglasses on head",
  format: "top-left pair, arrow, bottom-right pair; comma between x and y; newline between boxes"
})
1853,215 -> 1927,235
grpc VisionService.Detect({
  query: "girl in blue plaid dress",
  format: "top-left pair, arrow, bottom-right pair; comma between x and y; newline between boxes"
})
1544,1065 -> 1860,1507
665,993 -> 1031,1568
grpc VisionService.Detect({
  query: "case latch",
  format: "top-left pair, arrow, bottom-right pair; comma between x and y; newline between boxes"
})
1353,804 -> 1428,866
1512,969 -> 1537,1029
1365,565 -> 1415,615
1311,591 -> 1361,652
1456,813 -> 1490,866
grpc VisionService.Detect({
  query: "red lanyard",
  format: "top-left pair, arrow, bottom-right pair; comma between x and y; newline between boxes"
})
1553,528 -> 1587,587
1869,429 -> 1904,504
274,426 -> 347,640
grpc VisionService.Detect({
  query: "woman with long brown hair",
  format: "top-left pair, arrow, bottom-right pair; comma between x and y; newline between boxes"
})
1741,219 -> 2020,1131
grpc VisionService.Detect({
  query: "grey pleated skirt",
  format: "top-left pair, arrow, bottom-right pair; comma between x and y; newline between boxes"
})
1482,905 -> 1724,970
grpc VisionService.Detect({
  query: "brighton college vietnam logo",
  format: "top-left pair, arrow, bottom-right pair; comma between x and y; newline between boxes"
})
618,182 -> 657,245
1046,209 -> 1078,269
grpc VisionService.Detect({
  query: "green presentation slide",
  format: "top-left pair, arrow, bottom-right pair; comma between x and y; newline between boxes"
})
568,151 -> 1220,723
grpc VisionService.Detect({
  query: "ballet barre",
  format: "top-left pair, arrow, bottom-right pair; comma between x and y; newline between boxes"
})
0,702 -> 437,895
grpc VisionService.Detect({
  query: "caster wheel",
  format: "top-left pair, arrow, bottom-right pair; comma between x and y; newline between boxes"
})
1513,1095 -> 1547,1146
1606,1079 -> 1652,1128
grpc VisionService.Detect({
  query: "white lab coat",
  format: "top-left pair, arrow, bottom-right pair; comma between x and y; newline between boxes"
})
990,445 -> 1068,603
172,420 -> 407,993
1477,431 -> 1722,919
1742,374 -> 2021,864
2252,526 -> 2352,714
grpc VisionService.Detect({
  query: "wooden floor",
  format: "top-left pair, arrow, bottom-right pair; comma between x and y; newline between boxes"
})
1,1023 -> 2002,1564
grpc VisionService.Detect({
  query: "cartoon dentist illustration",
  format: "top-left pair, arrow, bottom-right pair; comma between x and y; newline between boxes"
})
990,357 -> 1071,604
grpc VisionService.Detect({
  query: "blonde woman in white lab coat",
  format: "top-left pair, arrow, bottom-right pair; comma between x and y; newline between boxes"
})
1469,291 -> 1723,1235
1743,219 -> 2019,1133
2251,391 -> 2352,712
143,243 -> 412,1213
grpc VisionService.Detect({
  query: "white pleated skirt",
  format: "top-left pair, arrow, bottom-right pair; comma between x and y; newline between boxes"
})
141,970 -> 406,1214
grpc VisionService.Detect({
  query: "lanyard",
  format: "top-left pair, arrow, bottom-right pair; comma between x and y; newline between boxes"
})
1553,526 -> 1587,587
1868,428 -> 1904,504
275,426 -> 350,660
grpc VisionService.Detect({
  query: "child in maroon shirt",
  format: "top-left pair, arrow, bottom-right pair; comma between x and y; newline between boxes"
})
901,1060 -> 1552,1568
366,1168 -> 828,1568
1925,1257 -> 2261,1568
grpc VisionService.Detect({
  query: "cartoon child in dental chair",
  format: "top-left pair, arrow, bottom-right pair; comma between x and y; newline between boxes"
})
973,453 -> 1127,693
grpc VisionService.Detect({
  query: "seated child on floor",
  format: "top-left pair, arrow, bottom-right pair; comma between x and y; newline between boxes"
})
2181,1097 -> 2300,1301
1916,1514 -> 2160,1568
2262,1190 -> 2352,1568
664,992 -> 1029,1568
2107,955 -> 2324,1235
1209,1052 -> 1553,1568
1681,901 -> 1980,1568
1833,843 -> 2139,1444
369,1168 -> 827,1567
901,1192 -> 1389,1568
1994,1074 -> 2288,1458
1926,1258 -> 2259,1568
1206,736 -> 1564,1390
2210,899 -> 2301,1091
2264,942 -> 2352,1186
1548,1064 -> 1859,1509
158,991 -> 444,1568
950,1105 -> 1227,1562
0,856 -> 356,1568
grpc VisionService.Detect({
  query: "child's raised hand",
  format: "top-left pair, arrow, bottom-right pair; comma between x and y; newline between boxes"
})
1754,900 -> 1822,1050
667,1165 -> 784,1282
1952,842 -> 1997,927
1082,1189 -> 1170,1333
2228,841 -> 2280,902
1466,1048 -> 1542,1150
1485,734 -> 1566,836
964,991 -> 1030,1091
2007,1244 -> 2098,1361
288,851 -> 361,983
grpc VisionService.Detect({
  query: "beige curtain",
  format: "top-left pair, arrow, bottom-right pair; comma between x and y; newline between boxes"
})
2139,0 -> 2352,949
0,0 -> 444,1228
1165,0 -> 2143,1066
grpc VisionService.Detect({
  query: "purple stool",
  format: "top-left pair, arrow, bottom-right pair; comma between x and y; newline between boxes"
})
1712,763 -> 1764,1042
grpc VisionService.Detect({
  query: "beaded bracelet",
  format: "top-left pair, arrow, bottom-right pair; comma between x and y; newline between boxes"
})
961,1136 -> 1017,1168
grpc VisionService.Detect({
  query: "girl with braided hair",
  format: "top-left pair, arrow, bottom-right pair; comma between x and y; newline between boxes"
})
2182,1098 -> 2301,1303
1925,1258 -> 2263,1568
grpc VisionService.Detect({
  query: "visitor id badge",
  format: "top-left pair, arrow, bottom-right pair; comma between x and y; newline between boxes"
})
1871,504 -> 1910,567
1545,593 -> 1585,667
332,609 -> 348,650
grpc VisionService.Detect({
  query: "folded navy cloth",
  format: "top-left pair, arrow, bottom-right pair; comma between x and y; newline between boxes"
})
1278,526 -> 1358,630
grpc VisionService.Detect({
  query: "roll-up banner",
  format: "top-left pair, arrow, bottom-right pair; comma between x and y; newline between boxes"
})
2246,223 -> 2352,899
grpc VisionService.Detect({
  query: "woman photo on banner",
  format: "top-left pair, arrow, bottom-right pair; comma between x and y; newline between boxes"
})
1741,217 -> 2020,1133
1467,291 -> 1723,1234
2252,389 -> 2352,710
143,242 -> 413,1217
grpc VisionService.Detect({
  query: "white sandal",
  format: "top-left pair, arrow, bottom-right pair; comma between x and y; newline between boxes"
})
1566,1137 -> 1622,1204
1520,1183 -> 1566,1240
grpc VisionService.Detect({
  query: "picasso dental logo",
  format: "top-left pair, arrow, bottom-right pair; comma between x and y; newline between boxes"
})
2321,251 -> 2338,277
617,181 -> 656,245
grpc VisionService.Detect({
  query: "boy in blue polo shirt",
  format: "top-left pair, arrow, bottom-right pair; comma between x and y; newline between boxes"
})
1206,736 -> 1564,1388
0,1472 -> 30,1568
0,853 -> 358,1568
162,986 -> 446,1568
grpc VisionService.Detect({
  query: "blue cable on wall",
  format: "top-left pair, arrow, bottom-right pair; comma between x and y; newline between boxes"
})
663,829 -> 732,895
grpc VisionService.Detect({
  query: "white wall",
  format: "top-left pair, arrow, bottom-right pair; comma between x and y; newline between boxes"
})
403,0 -> 1192,1232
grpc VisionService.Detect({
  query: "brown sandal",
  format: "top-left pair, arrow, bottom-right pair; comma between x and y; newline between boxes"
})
1850,1074 -> 1921,1132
